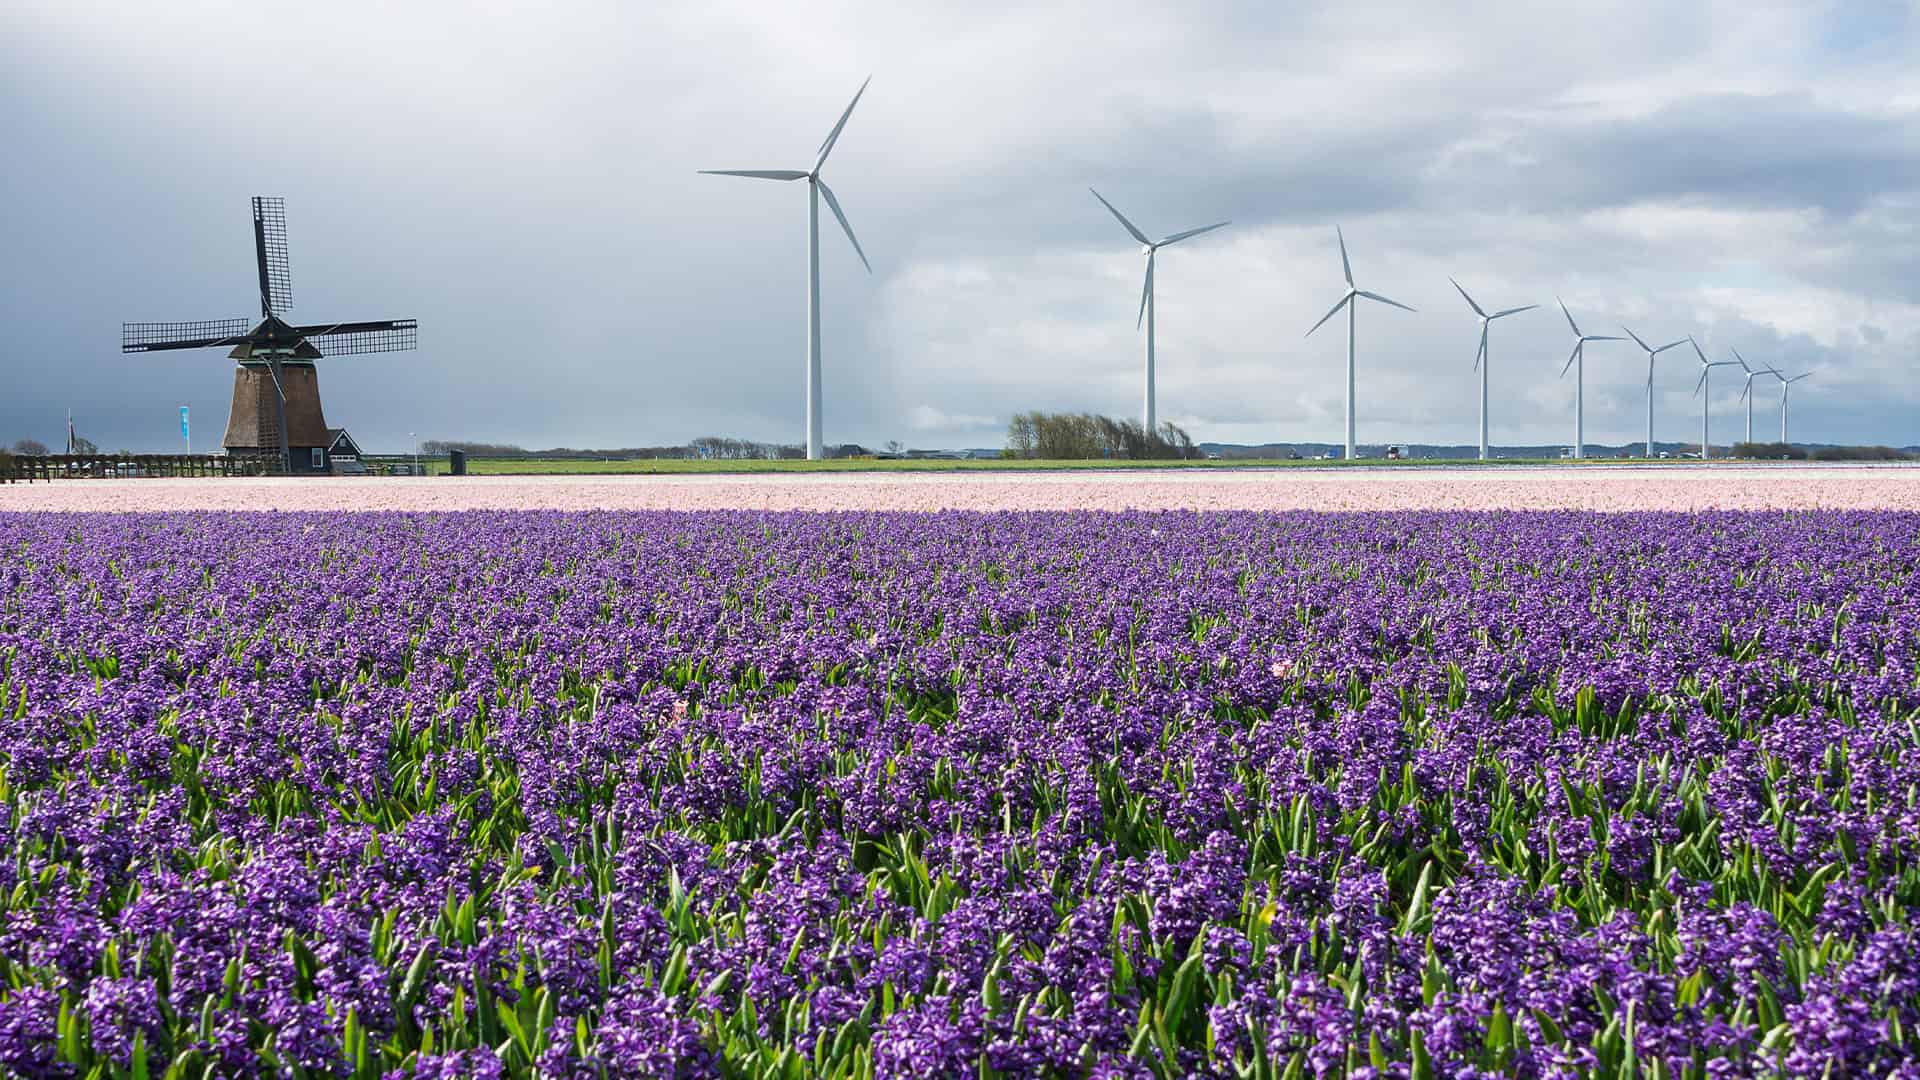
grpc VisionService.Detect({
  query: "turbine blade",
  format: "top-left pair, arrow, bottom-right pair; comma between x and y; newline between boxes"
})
1089,188 -> 1150,246
1740,377 -> 1753,402
815,179 -> 871,273
1337,226 -> 1353,287
1561,341 -> 1580,377
1731,345 -> 1750,372
1655,340 -> 1687,354
1583,335 -> 1626,342
1559,298 -> 1583,337
1694,366 -> 1708,396
1136,251 -> 1155,330
1160,221 -> 1230,246
1474,326 -> 1487,371
1687,335 -> 1707,363
814,75 -> 872,171
1622,326 -> 1651,351
1491,304 -> 1538,319
1450,278 -> 1486,318
1356,290 -> 1416,313
1304,293 -> 1351,338
699,169 -> 810,180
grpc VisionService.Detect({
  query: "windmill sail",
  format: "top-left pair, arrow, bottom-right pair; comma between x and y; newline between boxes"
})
122,319 -> 254,352
296,320 -> 419,355
252,197 -> 292,317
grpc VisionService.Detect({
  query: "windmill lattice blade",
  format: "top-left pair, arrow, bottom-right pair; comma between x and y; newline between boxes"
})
1356,290 -> 1416,313
1089,189 -> 1150,246
1159,221 -> 1229,246
1337,227 -> 1353,287
1491,304 -> 1538,319
1559,298 -> 1581,337
298,319 -> 418,355
122,319 -> 253,353
1136,251 -> 1155,330
1304,293 -> 1350,337
251,195 -> 291,313
1561,341 -> 1581,377
814,75 -> 872,171
699,170 -> 810,180
1450,278 -> 1486,318
252,196 -> 291,317
815,180 -> 871,273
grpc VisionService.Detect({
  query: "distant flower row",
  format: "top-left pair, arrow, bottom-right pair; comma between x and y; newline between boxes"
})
1,510 -> 1917,1078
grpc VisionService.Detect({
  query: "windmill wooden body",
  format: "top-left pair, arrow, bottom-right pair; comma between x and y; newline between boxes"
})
122,197 -> 416,474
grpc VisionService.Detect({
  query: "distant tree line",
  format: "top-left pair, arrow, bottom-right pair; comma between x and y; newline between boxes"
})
1731,442 -> 1912,461
11,439 -> 50,456
1003,412 -> 1201,460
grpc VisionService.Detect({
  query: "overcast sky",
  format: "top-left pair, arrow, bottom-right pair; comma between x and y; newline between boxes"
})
3,0 -> 1916,453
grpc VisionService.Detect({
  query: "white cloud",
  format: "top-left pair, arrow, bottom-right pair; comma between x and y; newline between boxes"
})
907,404 -> 997,433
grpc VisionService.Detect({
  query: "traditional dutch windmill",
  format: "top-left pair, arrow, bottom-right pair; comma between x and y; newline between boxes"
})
121,197 -> 417,473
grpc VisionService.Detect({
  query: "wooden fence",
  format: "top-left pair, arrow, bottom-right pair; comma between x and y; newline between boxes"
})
0,453 -> 283,483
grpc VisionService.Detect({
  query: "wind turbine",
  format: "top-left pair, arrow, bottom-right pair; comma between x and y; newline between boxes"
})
1556,299 -> 1623,460
1688,337 -> 1739,460
1089,189 -> 1229,434
701,77 -> 874,460
1304,228 -> 1415,461
1733,348 -> 1765,446
1451,280 -> 1536,460
1771,369 -> 1812,443
1621,327 -> 1687,458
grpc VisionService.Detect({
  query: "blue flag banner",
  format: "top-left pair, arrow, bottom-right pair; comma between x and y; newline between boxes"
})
180,406 -> 190,440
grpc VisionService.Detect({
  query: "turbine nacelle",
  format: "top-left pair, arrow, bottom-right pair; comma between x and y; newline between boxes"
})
1451,279 -> 1533,371
1560,300 -> 1624,359
699,77 -> 875,276
1088,188 -> 1229,333
1306,231 -> 1413,338
1622,327 -> 1688,370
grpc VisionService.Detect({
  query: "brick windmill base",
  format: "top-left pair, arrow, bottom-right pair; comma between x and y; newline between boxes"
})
222,355 -> 333,473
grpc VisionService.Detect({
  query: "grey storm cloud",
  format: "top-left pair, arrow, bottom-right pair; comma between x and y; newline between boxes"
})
1,0 -> 1916,455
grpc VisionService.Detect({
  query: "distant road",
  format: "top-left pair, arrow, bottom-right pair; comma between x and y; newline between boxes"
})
5,464 -> 1919,512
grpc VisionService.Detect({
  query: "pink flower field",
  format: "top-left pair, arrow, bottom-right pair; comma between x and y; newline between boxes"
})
2,464 -> 1918,512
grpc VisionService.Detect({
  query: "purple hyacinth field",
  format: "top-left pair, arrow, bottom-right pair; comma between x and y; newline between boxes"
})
2,509 -> 1919,1078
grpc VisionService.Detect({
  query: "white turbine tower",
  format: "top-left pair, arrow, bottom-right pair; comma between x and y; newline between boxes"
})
1733,348 -> 1765,446
1089,189 -> 1229,434
1622,327 -> 1687,458
1771,369 -> 1812,443
701,77 -> 874,461
1687,336 -> 1739,460
1451,280 -> 1536,460
1305,228 -> 1415,461
1556,299 -> 1623,461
